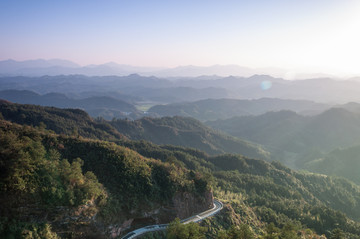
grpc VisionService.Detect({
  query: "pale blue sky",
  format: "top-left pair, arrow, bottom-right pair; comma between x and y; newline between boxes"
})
1,0 -> 359,75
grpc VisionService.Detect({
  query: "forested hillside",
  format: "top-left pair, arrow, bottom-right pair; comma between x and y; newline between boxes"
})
121,140 -> 360,238
0,120 -> 211,238
207,108 -> 360,168
0,100 -> 270,160
305,145 -> 360,185
2,103 -> 360,238
0,100 -> 124,140
110,116 -> 270,160
0,89 -> 145,120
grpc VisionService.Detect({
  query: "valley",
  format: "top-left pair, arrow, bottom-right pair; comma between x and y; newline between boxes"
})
2,63 -> 360,239
3,1 -> 360,238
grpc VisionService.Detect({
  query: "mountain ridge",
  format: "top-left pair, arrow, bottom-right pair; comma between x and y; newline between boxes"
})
207,107 -> 360,168
110,116 -> 270,160
150,98 -> 330,121
0,59 -> 286,78
4,74 -> 360,103
0,89 -> 142,120
0,101 -> 270,160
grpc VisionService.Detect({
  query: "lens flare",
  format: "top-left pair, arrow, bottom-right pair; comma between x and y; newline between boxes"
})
261,81 -> 272,90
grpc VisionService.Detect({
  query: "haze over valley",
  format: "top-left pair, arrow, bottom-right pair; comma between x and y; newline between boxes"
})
2,1 -> 360,238
3,58 -> 360,238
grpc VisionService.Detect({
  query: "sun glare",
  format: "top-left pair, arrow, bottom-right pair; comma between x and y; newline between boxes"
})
315,2 -> 360,76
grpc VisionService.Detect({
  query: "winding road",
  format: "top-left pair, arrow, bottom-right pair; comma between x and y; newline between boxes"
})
121,199 -> 223,239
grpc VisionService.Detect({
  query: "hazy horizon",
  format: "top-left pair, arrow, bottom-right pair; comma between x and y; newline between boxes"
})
0,57 -> 358,80
4,2 -> 360,237
1,0 -> 360,78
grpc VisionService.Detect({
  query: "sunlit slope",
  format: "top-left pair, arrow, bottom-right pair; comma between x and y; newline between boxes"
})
207,108 -> 360,167
0,100 -> 124,140
110,116 -> 270,160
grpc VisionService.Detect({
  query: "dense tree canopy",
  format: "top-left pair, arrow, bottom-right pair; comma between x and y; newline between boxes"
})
2,103 -> 360,238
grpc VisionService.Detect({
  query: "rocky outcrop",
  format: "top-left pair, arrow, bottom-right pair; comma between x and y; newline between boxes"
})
173,191 -> 214,219
9,190 -> 214,238
109,219 -> 133,238
111,190 -> 214,238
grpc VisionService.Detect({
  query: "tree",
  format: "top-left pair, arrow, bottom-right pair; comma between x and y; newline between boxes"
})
279,223 -> 300,239
217,225 -> 255,239
262,223 -> 279,239
167,218 -> 205,239
330,228 -> 345,239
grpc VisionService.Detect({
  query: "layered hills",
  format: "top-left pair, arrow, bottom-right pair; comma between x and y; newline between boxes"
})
110,116 -> 270,160
0,89 -> 332,122
0,90 -> 143,120
149,98 -> 329,121
2,102 -> 360,238
3,74 -> 360,105
305,145 -> 360,185
207,108 -> 360,168
0,100 -> 269,160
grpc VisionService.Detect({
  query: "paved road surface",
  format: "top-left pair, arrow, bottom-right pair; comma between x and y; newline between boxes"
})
121,199 -> 223,239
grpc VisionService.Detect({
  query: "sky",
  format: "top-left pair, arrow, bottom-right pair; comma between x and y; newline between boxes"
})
1,0 -> 360,76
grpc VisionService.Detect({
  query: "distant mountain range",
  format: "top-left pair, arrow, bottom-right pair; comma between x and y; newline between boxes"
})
0,75 -> 230,104
0,89 -> 335,122
0,59 -> 164,77
0,59 -> 80,72
0,90 -> 144,120
4,73 -> 360,104
0,59 -> 299,78
149,98 -> 330,121
207,107 -> 360,168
